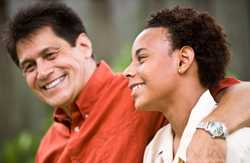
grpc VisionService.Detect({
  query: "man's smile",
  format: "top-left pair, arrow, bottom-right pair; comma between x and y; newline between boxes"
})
41,74 -> 67,90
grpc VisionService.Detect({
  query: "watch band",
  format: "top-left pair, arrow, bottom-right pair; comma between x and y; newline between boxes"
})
196,121 -> 229,139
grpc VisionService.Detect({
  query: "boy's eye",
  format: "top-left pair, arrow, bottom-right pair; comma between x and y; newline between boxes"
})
137,55 -> 147,64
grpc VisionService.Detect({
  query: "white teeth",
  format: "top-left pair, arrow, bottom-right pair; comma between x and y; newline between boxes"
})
132,84 -> 143,91
44,76 -> 65,90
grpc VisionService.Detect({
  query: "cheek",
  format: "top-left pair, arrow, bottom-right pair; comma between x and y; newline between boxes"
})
68,60 -> 86,86
137,63 -> 154,77
71,61 -> 85,79
59,57 -> 82,74
25,74 -> 36,89
138,62 -> 164,81
143,66 -> 176,96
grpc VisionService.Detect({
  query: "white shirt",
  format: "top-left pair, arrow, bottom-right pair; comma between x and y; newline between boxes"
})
144,90 -> 250,163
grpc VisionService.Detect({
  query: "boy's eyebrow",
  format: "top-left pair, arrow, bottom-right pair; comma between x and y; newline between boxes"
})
135,48 -> 146,57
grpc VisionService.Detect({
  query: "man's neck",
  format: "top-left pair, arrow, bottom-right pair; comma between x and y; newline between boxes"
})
61,103 -> 78,118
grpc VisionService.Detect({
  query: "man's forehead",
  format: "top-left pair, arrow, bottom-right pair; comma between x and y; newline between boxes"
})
16,27 -> 62,55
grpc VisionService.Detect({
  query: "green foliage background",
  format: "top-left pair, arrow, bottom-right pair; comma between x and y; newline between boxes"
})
1,112 -> 53,163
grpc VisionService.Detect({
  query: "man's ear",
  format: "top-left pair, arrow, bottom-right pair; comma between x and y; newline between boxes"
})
75,33 -> 93,58
177,46 -> 195,74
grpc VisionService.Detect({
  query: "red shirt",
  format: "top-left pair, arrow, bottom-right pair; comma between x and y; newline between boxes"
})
35,61 -> 239,163
36,61 -> 165,163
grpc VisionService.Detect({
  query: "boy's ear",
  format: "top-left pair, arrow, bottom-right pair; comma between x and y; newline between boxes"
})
177,46 -> 195,74
75,33 -> 92,58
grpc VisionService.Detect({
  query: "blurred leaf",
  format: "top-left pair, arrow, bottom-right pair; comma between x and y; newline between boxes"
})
2,131 -> 41,163
111,44 -> 131,72
226,69 -> 240,78
18,132 -> 33,151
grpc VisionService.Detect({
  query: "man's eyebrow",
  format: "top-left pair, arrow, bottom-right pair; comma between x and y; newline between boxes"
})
19,59 -> 33,68
19,46 -> 60,67
41,46 -> 60,55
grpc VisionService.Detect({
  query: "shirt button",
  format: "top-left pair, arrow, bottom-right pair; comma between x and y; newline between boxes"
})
72,159 -> 81,163
85,114 -> 89,119
74,126 -> 80,132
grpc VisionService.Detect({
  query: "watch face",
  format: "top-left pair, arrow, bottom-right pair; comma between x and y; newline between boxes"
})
207,121 -> 224,137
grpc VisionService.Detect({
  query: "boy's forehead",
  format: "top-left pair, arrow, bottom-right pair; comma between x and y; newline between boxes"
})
132,27 -> 170,51
134,28 -> 169,44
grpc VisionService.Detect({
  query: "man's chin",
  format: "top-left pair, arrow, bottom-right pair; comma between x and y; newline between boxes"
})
41,98 -> 65,108
135,101 -> 155,112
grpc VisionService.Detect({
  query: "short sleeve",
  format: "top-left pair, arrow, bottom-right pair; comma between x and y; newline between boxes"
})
210,76 -> 240,97
226,127 -> 250,163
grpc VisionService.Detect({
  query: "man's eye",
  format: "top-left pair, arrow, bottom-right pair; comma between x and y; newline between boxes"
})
23,64 -> 35,73
45,53 -> 56,60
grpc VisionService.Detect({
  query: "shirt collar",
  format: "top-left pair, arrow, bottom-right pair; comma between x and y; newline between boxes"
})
53,60 -> 114,125
174,90 -> 216,162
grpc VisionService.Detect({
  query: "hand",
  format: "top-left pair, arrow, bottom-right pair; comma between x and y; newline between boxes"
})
186,129 -> 226,163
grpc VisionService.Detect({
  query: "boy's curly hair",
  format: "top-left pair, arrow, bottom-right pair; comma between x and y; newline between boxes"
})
146,6 -> 230,88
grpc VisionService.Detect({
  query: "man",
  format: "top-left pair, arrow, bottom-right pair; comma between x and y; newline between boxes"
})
3,2 -> 250,163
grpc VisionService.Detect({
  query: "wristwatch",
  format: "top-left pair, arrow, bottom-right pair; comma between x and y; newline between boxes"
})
196,121 -> 229,139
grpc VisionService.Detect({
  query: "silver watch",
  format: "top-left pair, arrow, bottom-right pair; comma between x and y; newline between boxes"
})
196,121 -> 229,139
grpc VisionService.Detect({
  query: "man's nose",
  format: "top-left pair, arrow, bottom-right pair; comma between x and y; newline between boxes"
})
37,61 -> 54,80
123,63 -> 136,78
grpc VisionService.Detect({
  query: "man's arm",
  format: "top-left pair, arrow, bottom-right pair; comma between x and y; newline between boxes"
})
187,81 -> 250,163
210,81 -> 250,133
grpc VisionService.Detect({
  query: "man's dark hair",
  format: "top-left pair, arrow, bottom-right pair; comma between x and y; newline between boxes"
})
146,6 -> 230,89
4,1 -> 88,66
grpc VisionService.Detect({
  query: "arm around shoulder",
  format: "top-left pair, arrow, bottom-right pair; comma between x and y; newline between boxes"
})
207,81 -> 250,133
187,81 -> 250,163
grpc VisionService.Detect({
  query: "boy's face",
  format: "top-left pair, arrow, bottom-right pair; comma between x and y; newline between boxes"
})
17,26 -> 92,108
124,27 -> 179,111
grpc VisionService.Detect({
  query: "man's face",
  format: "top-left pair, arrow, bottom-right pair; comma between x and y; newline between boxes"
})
124,27 -> 179,111
17,26 -> 93,108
